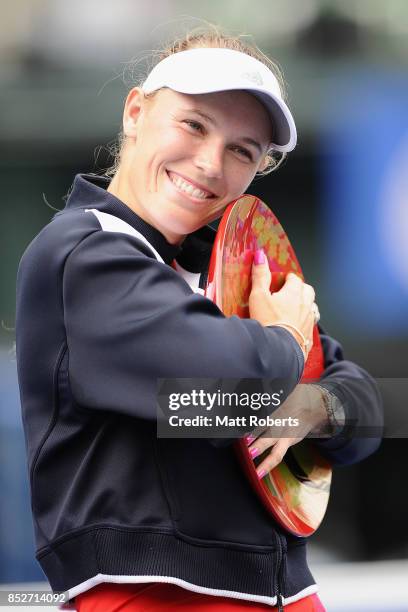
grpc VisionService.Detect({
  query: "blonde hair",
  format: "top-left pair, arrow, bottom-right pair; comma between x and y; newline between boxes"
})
105,25 -> 289,178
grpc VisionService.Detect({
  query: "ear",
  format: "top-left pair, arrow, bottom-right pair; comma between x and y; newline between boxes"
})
258,153 -> 272,173
123,87 -> 145,137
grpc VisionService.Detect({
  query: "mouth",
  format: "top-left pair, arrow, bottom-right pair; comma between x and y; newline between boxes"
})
166,170 -> 216,202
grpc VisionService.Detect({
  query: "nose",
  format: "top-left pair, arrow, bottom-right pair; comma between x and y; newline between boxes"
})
194,141 -> 224,179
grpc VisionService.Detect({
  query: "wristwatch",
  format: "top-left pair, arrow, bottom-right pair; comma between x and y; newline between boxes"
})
314,385 -> 346,437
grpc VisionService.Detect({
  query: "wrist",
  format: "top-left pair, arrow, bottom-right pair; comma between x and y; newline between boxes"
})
309,385 -> 346,437
271,322 -> 308,361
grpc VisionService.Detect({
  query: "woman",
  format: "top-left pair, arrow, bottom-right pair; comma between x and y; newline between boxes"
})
16,29 -> 382,611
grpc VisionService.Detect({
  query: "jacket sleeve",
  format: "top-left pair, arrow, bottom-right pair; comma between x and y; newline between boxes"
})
63,230 -> 304,420
311,325 -> 383,466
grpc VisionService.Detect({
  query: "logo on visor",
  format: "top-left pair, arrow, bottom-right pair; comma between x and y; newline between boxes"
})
241,71 -> 263,86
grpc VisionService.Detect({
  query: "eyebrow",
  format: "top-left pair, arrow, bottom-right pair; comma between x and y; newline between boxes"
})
186,108 -> 265,155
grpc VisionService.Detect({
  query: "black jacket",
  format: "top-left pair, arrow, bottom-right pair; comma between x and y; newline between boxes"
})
16,174 -> 382,607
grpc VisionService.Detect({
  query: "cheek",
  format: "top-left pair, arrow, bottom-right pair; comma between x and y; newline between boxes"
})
224,152 -> 253,181
146,136 -> 192,185
225,164 -> 255,200
163,129 -> 194,160
147,122 -> 191,157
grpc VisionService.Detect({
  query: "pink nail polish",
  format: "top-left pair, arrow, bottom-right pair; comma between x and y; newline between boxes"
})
249,447 -> 260,459
254,248 -> 266,265
257,468 -> 267,479
244,435 -> 255,446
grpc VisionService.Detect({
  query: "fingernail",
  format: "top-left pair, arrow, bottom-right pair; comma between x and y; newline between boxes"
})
254,248 -> 266,265
249,447 -> 261,459
244,435 -> 255,446
257,468 -> 267,479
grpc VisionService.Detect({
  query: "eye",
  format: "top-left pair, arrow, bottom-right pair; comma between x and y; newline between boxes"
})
231,145 -> 254,162
183,120 -> 205,133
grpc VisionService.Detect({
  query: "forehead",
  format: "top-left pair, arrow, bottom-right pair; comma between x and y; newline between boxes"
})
149,89 -> 273,143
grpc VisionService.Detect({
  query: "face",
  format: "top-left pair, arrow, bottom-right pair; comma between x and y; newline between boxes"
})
109,87 -> 272,244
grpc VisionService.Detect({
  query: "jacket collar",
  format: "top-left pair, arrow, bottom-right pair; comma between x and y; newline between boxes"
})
64,174 -> 216,267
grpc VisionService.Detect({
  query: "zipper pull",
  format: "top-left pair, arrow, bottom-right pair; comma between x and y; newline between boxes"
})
277,591 -> 284,611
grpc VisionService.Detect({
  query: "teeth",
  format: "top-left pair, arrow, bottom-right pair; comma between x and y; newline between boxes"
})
169,173 -> 212,199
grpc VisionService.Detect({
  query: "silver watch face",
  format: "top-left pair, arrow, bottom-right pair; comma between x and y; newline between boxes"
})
327,393 -> 346,434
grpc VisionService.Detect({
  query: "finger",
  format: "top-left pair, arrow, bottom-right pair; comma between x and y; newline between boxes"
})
244,422 -> 268,445
248,421 -> 285,445
312,302 -> 320,323
244,432 -> 263,446
251,248 -> 271,293
284,272 -> 303,289
255,439 -> 293,478
302,283 -> 315,304
247,436 -> 279,459
244,433 -> 256,446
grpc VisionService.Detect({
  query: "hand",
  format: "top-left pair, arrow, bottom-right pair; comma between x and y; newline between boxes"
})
244,384 -> 329,479
248,249 -> 315,359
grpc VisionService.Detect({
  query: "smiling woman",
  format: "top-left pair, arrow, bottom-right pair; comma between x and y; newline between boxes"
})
107,87 -> 273,243
15,24 -> 381,612
105,39 -> 294,245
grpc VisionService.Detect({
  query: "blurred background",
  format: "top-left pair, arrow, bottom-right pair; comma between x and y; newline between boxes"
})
1,1 -> 407,609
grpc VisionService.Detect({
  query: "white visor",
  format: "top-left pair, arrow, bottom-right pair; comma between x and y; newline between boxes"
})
141,48 -> 297,153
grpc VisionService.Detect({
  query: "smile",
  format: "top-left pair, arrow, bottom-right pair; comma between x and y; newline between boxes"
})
167,171 -> 215,201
